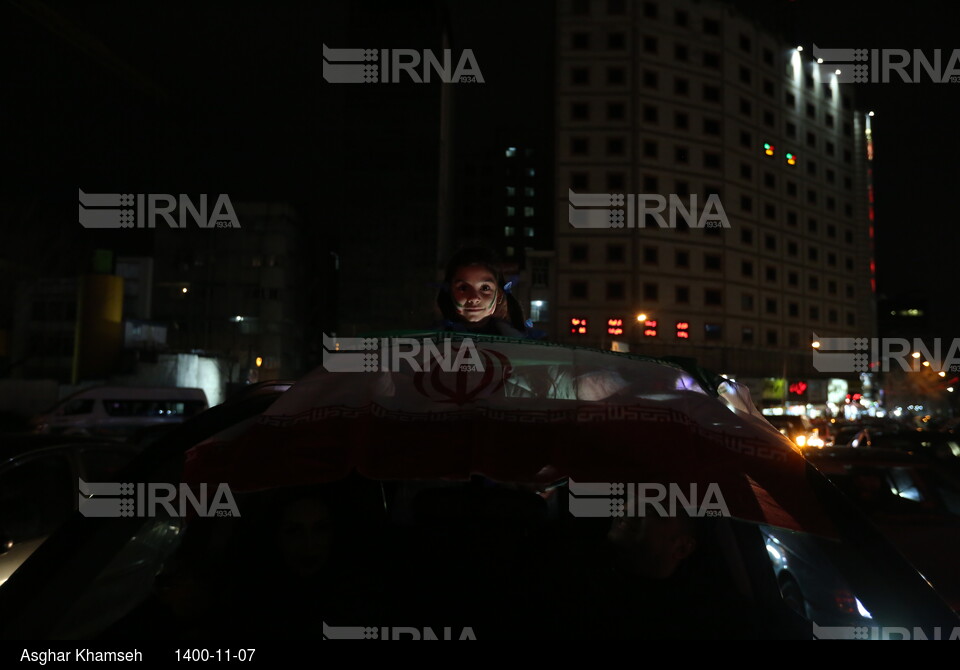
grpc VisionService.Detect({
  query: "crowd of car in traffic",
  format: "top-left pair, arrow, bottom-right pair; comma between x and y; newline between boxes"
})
1,341 -> 959,639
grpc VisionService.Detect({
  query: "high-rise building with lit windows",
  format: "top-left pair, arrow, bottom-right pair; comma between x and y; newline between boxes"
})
553,0 -> 877,399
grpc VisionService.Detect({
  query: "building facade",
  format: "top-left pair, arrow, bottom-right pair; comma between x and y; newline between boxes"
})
553,0 -> 877,401
152,202 -> 306,383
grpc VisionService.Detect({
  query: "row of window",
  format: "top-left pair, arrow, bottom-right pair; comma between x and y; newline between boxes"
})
504,226 -> 537,238
569,101 -> 853,149
568,177 -> 859,236
570,279 -> 855,305
579,318 -> 836,348
567,29 -> 850,110
505,206 -> 536,217
564,112 -> 854,166
565,66 -> 853,121
572,241 -> 835,261
571,137 -> 855,182
570,245 -> 858,281
566,282 -> 857,325
567,173 -> 856,221
250,255 -> 280,268
569,0 -> 732,48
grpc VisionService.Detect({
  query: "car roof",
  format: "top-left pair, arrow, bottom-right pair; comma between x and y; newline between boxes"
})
804,447 -> 927,468
0,439 -> 139,466
872,431 -> 956,443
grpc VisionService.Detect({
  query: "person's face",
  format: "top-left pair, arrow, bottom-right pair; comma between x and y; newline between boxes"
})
451,264 -> 501,323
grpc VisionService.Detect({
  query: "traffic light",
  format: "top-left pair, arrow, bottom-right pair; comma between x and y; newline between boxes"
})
763,142 -> 775,157
786,152 -> 797,166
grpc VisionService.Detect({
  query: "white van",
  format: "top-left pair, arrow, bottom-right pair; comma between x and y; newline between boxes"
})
33,386 -> 208,438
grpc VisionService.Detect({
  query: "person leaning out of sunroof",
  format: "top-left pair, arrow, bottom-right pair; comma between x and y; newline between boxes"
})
435,246 -> 544,339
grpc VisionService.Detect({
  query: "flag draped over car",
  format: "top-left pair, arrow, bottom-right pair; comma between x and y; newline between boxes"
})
184,334 -> 835,536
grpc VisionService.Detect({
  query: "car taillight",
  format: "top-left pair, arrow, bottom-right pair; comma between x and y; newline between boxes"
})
834,589 -> 857,614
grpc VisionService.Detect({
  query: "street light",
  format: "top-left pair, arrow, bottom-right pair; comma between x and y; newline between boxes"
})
911,352 -> 921,359
636,313 -> 648,322
811,341 -> 821,349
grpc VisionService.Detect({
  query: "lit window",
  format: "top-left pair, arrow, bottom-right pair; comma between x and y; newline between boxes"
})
505,147 -> 517,158
524,206 -> 535,217
524,227 -> 535,237
504,226 -> 515,236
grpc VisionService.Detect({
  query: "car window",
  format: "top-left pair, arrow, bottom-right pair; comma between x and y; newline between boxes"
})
60,399 -> 95,416
0,452 -> 75,543
79,447 -> 139,481
102,400 -> 205,418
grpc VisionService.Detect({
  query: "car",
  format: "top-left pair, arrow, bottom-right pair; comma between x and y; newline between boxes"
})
831,423 -> 867,448
803,447 -> 960,612
0,335 -> 956,640
32,386 -> 209,439
765,414 -> 825,448
760,524 -> 874,626
0,439 -> 143,587
858,430 -> 960,478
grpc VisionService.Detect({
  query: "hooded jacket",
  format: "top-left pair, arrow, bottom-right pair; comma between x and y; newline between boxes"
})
435,286 -> 542,339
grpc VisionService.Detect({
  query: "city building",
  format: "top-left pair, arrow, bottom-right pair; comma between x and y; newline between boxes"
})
151,202 -> 306,385
553,0 -> 877,410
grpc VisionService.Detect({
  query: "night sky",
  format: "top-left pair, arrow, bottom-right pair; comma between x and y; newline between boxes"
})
3,0 -> 959,334
775,0 -> 960,338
